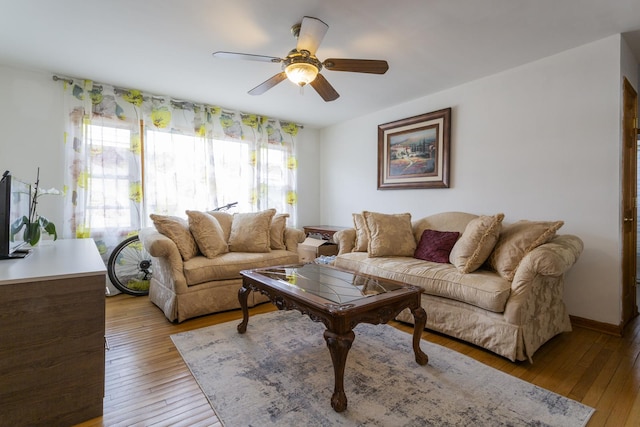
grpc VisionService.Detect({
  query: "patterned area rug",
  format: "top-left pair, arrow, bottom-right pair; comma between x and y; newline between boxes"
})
171,311 -> 594,427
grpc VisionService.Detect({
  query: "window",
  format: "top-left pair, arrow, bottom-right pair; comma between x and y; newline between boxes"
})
62,82 -> 299,250
81,125 -> 292,231
85,123 -> 138,230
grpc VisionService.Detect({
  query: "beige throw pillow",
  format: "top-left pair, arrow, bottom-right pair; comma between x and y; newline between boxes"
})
449,213 -> 504,273
149,214 -> 199,261
270,213 -> 289,250
488,220 -> 564,281
228,209 -> 276,253
363,211 -> 416,257
207,210 -> 233,242
186,210 -> 229,258
352,213 -> 369,252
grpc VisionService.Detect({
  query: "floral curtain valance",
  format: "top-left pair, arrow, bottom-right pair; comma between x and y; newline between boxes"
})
67,80 -> 301,143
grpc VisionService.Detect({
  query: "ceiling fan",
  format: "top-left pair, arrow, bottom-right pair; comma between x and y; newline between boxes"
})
212,16 -> 389,102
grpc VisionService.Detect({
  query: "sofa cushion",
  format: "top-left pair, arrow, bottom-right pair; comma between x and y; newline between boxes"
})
150,214 -> 199,261
228,209 -> 276,253
414,229 -> 460,263
449,213 -> 504,273
207,210 -> 233,242
183,250 -> 300,285
186,210 -> 229,258
412,211 -> 477,242
488,220 -> 564,281
270,213 -> 289,250
352,213 -> 369,252
363,211 -> 416,257
334,252 -> 511,313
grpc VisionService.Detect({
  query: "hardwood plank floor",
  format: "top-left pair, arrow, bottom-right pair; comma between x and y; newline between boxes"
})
75,294 -> 640,427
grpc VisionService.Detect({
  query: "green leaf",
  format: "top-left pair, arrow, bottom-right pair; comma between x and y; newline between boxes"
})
39,216 -> 58,241
24,222 -> 41,246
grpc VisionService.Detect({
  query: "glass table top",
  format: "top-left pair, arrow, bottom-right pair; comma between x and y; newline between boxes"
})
250,264 -> 404,305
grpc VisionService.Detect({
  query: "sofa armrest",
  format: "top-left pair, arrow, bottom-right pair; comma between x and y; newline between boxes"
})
504,234 -> 583,325
284,227 -> 306,252
138,226 -> 188,292
511,234 -> 583,293
334,228 -> 356,255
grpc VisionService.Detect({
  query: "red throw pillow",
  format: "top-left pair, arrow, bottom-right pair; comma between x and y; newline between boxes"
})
414,229 -> 460,263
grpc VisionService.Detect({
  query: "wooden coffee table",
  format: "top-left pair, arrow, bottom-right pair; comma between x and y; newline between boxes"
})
238,264 -> 428,412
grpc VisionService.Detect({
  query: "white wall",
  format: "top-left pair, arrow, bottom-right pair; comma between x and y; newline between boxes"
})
0,65 -> 65,231
320,35 -> 625,325
295,127 -> 321,228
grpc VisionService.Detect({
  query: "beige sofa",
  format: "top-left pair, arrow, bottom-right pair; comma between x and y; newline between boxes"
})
333,211 -> 583,362
139,209 -> 305,322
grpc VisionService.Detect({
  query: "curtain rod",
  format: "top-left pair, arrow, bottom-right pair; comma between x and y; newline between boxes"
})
52,75 -> 73,85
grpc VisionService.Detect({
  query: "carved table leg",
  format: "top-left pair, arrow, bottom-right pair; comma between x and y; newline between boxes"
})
411,306 -> 429,365
237,283 -> 251,334
323,329 -> 355,412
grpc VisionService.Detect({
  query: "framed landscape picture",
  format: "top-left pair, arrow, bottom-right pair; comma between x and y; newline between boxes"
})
377,108 -> 451,189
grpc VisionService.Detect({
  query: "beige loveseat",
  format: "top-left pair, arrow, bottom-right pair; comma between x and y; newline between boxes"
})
139,209 -> 305,322
333,211 -> 583,362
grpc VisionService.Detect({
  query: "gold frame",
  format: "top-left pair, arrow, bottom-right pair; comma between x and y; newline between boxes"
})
377,108 -> 451,189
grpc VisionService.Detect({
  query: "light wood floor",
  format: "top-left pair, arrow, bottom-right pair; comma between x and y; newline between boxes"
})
75,294 -> 640,427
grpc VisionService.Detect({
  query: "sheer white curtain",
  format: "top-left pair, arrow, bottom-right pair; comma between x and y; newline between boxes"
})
60,80 -> 300,293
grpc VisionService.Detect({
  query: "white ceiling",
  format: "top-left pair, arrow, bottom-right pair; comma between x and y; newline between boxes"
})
1,0 -> 640,128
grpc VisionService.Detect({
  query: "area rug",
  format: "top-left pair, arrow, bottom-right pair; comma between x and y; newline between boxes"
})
171,311 -> 594,427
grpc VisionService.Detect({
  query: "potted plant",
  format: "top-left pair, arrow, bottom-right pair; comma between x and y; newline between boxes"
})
11,168 -> 60,246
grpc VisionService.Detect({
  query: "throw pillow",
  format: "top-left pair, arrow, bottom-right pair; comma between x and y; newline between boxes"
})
207,210 -> 233,242
449,213 -> 504,273
149,213 -> 199,261
488,220 -> 564,281
186,210 -> 229,258
228,209 -> 276,253
363,211 -> 416,257
352,213 -> 369,252
414,229 -> 460,263
270,213 -> 290,250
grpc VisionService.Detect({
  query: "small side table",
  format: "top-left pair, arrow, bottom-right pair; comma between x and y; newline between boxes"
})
303,225 -> 349,242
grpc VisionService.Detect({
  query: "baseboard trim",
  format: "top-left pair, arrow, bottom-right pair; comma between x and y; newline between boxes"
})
570,315 -> 623,337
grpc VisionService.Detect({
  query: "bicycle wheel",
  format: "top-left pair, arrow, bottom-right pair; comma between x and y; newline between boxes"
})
107,235 -> 152,296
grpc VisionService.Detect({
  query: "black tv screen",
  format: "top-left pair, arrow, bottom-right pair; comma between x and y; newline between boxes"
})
0,171 -> 32,259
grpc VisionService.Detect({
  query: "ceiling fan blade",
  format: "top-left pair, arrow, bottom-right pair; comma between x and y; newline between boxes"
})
310,73 -> 339,102
248,72 -> 287,96
323,58 -> 389,74
213,51 -> 282,63
296,16 -> 329,55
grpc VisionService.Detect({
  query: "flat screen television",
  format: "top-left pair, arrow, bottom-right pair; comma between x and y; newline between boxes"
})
0,171 -> 32,259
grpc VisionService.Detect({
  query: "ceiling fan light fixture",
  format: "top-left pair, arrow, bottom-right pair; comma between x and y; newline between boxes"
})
284,62 -> 318,86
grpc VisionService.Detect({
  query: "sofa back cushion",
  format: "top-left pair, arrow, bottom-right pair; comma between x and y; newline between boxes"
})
352,213 -> 369,252
186,210 -> 229,258
207,210 -> 233,242
363,211 -> 416,257
150,214 -> 199,261
488,220 -> 564,281
412,211 -> 477,242
228,209 -> 276,253
270,213 -> 289,250
449,213 -> 504,273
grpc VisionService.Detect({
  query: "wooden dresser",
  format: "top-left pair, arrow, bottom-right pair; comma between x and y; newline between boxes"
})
0,239 -> 106,427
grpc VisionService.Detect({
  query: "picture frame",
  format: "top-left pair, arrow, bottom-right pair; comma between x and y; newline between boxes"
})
377,108 -> 451,189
